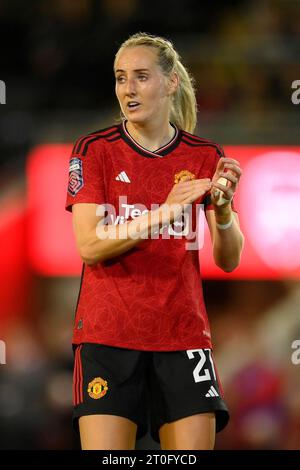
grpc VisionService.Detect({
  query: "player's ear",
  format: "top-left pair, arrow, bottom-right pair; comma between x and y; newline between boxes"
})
167,71 -> 179,96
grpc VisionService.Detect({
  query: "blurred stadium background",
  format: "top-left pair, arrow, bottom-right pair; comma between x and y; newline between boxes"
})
0,0 -> 300,450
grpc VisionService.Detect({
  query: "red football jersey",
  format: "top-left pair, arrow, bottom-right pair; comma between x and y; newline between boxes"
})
66,120 -> 235,351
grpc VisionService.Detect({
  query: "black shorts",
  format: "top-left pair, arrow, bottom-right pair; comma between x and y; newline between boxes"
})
73,343 -> 229,444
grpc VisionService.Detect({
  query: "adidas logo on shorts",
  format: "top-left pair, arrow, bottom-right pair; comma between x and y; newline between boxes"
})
205,385 -> 219,397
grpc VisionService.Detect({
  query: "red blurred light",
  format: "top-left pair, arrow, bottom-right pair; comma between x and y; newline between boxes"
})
27,144 -> 81,276
0,197 -> 29,327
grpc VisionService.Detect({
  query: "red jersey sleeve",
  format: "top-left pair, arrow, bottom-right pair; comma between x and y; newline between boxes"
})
65,136 -> 106,212
204,146 -> 237,213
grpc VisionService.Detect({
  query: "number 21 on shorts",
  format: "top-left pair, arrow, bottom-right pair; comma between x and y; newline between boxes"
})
186,349 -> 217,383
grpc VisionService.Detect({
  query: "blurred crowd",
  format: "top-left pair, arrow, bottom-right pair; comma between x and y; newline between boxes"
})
211,280 -> 300,450
1,0 -> 299,111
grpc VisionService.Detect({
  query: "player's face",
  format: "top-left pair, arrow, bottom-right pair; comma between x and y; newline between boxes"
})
114,46 -> 171,126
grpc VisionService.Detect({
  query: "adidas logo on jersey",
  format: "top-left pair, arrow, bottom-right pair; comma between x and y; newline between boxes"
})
205,386 -> 219,397
116,171 -> 131,183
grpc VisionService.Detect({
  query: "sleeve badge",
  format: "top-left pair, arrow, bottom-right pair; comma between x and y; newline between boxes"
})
68,157 -> 84,196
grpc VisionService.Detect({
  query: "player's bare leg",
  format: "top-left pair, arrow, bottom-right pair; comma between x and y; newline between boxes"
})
79,415 -> 137,450
159,412 -> 215,450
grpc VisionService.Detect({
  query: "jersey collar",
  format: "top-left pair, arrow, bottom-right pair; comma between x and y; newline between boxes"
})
119,120 -> 182,158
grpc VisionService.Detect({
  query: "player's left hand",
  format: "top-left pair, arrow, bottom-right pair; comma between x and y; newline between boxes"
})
211,157 -> 242,206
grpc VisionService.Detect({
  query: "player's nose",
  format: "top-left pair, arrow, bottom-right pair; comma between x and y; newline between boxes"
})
125,78 -> 137,96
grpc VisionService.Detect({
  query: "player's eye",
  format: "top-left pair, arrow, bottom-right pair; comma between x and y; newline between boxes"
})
138,75 -> 148,81
116,76 -> 125,83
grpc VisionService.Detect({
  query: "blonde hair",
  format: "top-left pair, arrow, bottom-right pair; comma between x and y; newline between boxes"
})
114,32 -> 197,134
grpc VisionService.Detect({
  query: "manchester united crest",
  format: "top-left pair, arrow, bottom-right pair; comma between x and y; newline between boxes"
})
87,377 -> 108,399
174,170 -> 196,184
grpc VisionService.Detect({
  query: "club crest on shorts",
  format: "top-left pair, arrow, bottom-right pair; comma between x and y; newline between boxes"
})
87,377 -> 108,399
174,170 -> 195,183
68,157 -> 83,196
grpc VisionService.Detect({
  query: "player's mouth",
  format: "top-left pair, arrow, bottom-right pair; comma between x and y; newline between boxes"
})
127,101 -> 141,111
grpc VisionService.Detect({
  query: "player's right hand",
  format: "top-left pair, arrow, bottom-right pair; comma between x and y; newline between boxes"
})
160,178 -> 212,224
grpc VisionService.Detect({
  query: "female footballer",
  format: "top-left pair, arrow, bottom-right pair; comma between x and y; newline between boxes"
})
66,32 -> 244,450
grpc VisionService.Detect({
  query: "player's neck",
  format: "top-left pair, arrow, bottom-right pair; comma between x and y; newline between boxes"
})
125,120 -> 175,152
